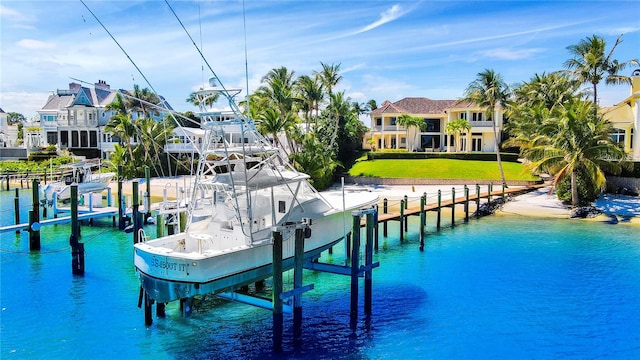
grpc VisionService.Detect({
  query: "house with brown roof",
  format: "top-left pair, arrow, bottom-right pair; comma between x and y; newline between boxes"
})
364,97 -> 505,153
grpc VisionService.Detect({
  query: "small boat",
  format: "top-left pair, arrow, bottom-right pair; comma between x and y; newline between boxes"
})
133,79 -> 378,303
43,161 -> 114,201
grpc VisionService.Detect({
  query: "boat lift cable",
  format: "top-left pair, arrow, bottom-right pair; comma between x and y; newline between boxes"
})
80,0 -> 173,176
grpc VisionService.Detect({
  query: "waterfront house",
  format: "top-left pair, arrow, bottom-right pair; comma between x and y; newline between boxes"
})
602,69 -> 640,161
364,97 -> 505,153
36,80 -> 172,159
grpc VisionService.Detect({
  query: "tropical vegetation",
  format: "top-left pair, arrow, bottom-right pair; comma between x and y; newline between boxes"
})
503,34 -> 637,206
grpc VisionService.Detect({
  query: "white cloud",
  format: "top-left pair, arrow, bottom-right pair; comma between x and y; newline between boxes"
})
17,39 -> 56,50
0,5 -> 34,23
477,48 -> 545,61
356,4 -> 405,34
0,92 -> 50,120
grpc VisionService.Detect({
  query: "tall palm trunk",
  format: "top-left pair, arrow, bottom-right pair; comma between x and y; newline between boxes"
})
571,169 -> 579,207
491,108 -> 507,187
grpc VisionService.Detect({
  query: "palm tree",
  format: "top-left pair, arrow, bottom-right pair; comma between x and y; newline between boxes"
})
105,113 -> 137,169
326,91 -> 351,149
367,99 -> 378,111
523,98 -> 628,206
314,62 -> 342,96
126,84 -> 161,118
295,74 -> 324,132
105,92 -> 127,115
563,34 -> 639,106
396,114 -> 427,152
445,118 -> 471,152
461,69 -> 510,186
256,107 -> 290,153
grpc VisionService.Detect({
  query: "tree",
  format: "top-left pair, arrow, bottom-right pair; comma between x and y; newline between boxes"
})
105,113 -> 137,174
126,84 -> 161,118
445,118 -> 471,152
290,133 -> 341,190
522,98 -> 628,206
105,93 -> 127,115
314,62 -> 342,96
461,69 -> 510,186
295,74 -> 324,132
7,112 -> 26,124
396,114 -> 427,151
563,34 -> 639,106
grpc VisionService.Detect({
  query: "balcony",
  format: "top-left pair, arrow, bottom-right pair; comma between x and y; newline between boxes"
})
371,125 -> 403,132
469,121 -> 493,128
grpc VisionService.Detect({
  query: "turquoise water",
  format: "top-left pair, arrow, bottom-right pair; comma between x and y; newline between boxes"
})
1,189 -> 639,359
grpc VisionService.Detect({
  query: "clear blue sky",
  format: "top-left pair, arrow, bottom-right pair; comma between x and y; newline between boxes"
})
1,1 -> 639,120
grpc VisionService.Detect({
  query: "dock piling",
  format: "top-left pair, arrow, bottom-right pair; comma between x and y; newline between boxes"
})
364,212 -> 374,315
464,185 -> 470,222
70,185 -> 85,275
293,226 -> 305,340
382,198 -> 388,237
29,179 -> 41,251
350,213 -> 361,320
419,194 -> 426,251
14,189 -> 20,234
476,184 -> 481,219
436,190 -> 442,231
272,229 -> 284,352
132,181 -> 140,243
451,187 -> 455,227
399,199 -> 405,242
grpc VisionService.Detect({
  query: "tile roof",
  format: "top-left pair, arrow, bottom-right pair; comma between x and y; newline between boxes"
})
371,97 -> 477,115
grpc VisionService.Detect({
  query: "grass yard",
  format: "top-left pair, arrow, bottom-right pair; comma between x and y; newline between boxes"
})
348,158 -> 539,181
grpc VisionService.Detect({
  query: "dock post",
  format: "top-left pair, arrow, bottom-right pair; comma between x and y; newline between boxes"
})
132,181 -> 140,243
144,291 -> 154,326
107,187 -> 112,207
144,166 -> 151,223
399,199 -> 404,242
350,213 -> 361,320
14,188 -> 20,234
403,196 -> 408,231
40,183 -> 47,219
156,302 -> 165,318
488,183 -> 492,202
451,187 -> 455,227
293,226 -> 305,340
502,183 -> 505,201
345,232 -> 351,259
272,229 -> 284,352
373,204 -> 379,251
476,184 -> 480,219
29,179 -> 41,251
464,185 -> 470,222
382,198 -> 388,237
419,194 -> 426,251
179,212 -> 187,233
118,166 -> 125,230
70,185 -> 85,275
364,211 -> 374,315
53,193 -> 58,218
156,214 -> 165,238
436,190 -> 441,231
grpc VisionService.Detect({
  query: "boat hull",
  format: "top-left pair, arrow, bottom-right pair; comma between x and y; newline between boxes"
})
135,209 -> 364,303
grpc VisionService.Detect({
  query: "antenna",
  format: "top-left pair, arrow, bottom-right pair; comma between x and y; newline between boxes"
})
242,0 -> 250,117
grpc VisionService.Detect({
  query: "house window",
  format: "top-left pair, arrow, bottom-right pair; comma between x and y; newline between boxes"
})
375,118 -> 382,126
472,112 -> 483,121
72,131 -> 79,147
61,131 -> 69,147
611,128 -> 625,145
458,112 -> 467,120
424,119 -> 440,132
90,131 -> 97,147
401,137 -> 406,145
390,117 -> 396,126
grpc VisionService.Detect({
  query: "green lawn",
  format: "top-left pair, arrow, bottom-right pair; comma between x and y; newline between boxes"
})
348,158 -> 539,181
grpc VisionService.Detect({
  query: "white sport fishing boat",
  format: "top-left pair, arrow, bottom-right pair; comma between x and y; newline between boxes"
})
43,161 -> 114,201
134,79 -> 378,303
